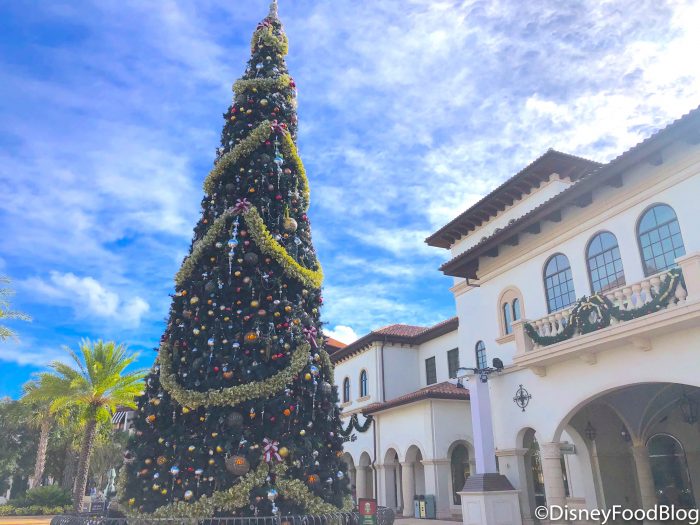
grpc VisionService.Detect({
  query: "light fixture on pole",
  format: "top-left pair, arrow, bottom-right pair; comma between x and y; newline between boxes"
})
584,421 -> 597,441
679,391 -> 699,425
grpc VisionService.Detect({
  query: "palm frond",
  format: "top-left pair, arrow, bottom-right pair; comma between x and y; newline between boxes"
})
0,326 -> 16,340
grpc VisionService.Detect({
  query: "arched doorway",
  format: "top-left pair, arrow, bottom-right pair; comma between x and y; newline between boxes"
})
522,429 -> 546,510
358,451 -> 374,500
648,434 -> 696,508
383,448 -> 401,512
341,453 -> 356,502
553,382 -> 700,511
450,444 -> 470,505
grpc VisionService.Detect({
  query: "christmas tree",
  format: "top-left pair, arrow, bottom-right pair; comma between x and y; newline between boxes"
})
120,1 -> 351,517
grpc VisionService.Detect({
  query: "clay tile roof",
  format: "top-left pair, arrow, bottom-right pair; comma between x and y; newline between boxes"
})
330,317 -> 459,363
437,104 -> 700,279
362,381 -> 469,415
324,337 -> 347,349
425,149 -> 602,249
374,324 -> 427,337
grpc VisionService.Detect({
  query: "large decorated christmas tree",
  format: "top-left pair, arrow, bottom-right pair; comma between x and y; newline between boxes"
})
120,1 -> 351,517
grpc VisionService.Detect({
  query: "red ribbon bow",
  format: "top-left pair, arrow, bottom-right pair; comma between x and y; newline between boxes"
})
303,326 -> 319,349
271,120 -> 287,134
263,438 -> 282,462
233,199 -> 252,213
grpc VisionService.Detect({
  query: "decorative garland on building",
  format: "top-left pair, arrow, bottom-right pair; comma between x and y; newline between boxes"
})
339,414 -> 374,437
158,340 -> 310,408
525,269 -> 683,346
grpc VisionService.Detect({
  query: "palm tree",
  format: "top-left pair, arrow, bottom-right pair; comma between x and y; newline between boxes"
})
0,276 -> 31,340
21,381 -> 55,489
29,340 -> 146,511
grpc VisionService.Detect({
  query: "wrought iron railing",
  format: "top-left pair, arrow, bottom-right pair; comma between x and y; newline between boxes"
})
51,507 -> 395,525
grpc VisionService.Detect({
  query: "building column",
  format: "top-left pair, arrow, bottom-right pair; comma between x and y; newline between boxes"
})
540,443 -> 567,519
355,466 -> 368,500
423,459 -> 452,519
497,448 -> 533,525
395,464 -> 403,512
375,463 -> 387,507
632,443 -> 657,511
400,462 -> 415,516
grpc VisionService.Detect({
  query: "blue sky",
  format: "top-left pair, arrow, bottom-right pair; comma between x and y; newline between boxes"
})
1,0 -> 699,398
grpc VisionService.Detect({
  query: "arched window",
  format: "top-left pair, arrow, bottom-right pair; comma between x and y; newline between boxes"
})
587,231 -> 626,293
647,434 -> 696,508
544,254 -> 576,313
359,370 -> 368,397
342,377 -> 350,403
475,341 -> 487,369
637,204 -> 686,276
498,288 -> 524,337
503,303 -> 513,334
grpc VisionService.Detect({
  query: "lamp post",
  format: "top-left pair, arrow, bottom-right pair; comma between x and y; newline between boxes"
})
455,359 -> 522,525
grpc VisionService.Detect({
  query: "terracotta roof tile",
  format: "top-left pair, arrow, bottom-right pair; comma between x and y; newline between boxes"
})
362,381 -> 469,414
330,317 -> 459,363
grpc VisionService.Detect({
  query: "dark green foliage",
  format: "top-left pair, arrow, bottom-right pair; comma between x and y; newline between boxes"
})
14,485 -> 72,507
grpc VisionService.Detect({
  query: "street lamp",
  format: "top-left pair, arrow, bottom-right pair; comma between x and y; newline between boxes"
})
455,358 -> 504,386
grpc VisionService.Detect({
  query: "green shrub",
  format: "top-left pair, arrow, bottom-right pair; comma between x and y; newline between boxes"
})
20,485 -> 72,507
0,503 -> 70,515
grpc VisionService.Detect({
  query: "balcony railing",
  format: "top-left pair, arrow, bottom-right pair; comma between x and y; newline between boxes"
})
525,267 -> 687,347
511,253 -> 700,364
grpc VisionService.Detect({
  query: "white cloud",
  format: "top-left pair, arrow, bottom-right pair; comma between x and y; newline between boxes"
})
324,325 -> 359,345
0,337 -> 67,367
24,272 -> 150,327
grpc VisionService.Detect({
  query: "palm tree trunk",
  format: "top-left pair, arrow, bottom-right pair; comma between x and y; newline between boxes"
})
61,447 -> 77,490
72,417 -> 98,512
31,417 -> 51,488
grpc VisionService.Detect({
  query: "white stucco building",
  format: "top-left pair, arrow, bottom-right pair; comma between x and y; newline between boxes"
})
335,106 -> 700,523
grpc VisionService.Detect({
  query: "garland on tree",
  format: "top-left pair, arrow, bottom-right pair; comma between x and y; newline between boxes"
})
120,1 -> 350,517
525,269 -> 683,346
338,414 -> 374,437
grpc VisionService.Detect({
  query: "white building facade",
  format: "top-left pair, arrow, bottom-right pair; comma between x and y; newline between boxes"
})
337,106 -> 700,523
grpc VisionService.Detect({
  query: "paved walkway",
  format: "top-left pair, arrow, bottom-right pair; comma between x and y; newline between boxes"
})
0,517 -> 53,525
395,519 -> 461,525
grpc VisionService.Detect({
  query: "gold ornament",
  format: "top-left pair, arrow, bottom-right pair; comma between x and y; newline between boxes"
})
244,331 -> 258,344
157,456 -> 167,466
283,217 -> 298,232
279,446 -> 289,458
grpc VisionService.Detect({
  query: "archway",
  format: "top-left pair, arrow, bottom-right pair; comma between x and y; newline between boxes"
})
648,434 -> 696,508
341,452 -> 356,502
552,382 -> 700,511
399,445 -> 426,516
383,448 -> 401,512
357,451 -> 374,500
448,441 -> 472,505
521,428 -> 546,516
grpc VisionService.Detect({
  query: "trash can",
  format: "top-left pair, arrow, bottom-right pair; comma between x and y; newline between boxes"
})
424,495 -> 436,519
413,496 -> 421,518
418,498 -> 426,518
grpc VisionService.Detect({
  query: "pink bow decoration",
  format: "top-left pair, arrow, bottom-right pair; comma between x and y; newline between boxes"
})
270,120 -> 286,134
233,199 -> 252,213
257,20 -> 272,30
263,438 -> 282,462
303,326 -> 319,349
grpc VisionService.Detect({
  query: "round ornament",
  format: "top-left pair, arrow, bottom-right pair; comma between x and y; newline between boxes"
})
226,412 -> 244,428
244,331 -> 258,344
184,490 -> 194,501
157,455 -> 167,466
283,217 -> 298,232
307,474 -> 319,485
243,252 -> 259,266
226,455 -> 251,475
